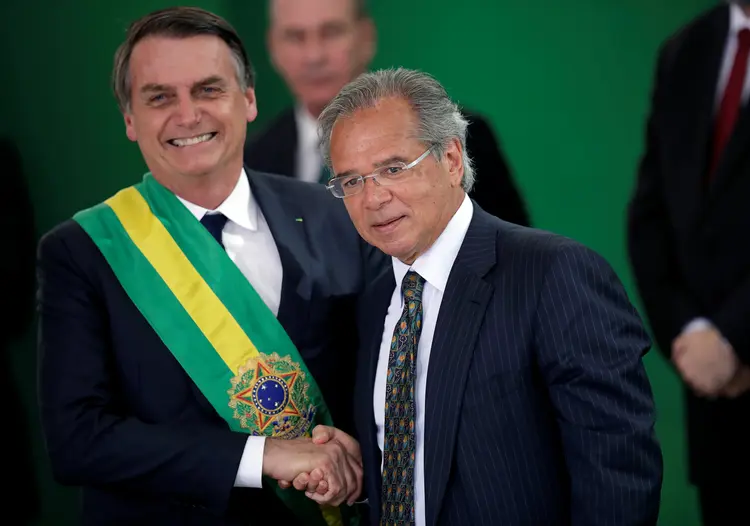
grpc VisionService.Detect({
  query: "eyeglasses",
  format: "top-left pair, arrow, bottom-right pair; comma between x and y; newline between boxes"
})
325,147 -> 433,198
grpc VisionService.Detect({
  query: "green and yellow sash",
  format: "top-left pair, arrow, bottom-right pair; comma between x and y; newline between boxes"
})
73,173 -> 357,526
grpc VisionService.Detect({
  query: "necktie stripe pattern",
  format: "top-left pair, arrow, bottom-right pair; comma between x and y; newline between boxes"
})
382,270 -> 425,526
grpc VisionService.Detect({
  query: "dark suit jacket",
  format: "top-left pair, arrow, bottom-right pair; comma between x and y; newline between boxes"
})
356,205 -> 663,526
37,169 -> 386,526
244,107 -> 532,226
627,4 -> 750,485
1,137 -> 38,524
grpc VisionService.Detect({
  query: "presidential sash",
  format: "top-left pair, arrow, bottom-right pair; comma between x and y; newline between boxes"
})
73,173 -> 357,526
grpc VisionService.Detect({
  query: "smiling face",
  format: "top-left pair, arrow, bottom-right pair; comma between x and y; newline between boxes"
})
329,96 -> 465,264
123,35 -> 257,185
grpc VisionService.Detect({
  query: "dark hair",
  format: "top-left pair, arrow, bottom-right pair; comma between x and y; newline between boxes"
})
112,6 -> 255,112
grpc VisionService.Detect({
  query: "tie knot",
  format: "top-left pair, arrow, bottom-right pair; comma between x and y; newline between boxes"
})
739,28 -> 750,48
401,270 -> 425,302
200,212 -> 228,246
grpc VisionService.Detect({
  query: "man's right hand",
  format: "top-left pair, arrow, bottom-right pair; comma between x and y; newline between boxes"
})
262,432 -> 362,506
721,365 -> 750,398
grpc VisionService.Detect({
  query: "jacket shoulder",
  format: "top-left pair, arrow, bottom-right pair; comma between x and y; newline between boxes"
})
659,5 -> 727,63
245,108 -> 296,155
493,219 -> 612,276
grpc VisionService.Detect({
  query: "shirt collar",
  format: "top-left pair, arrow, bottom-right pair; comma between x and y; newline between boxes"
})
392,193 -> 473,295
730,3 -> 750,34
295,105 -> 322,151
176,168 -> 258,231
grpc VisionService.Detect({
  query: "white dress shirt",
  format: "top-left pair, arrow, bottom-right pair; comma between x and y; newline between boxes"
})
714,3 -> 750,108
295,106 -> 326,183
373,194 -> 473,526
684,4 -> 750,337
177,169 -> 281,488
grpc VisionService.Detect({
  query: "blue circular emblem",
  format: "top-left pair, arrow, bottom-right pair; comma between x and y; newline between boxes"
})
229,354 -> 316,438
251,375 -> 289,416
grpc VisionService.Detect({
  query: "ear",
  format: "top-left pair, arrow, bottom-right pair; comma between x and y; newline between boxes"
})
443,137 -> 464,188
124,113 -> 137,142
357,17 -> 376,67
244,87 -> 258,123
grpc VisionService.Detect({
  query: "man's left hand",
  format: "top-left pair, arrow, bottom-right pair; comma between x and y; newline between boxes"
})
672,327 -> 738,397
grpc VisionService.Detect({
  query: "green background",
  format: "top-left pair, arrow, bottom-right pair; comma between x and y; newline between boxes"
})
0,1 -> 719,524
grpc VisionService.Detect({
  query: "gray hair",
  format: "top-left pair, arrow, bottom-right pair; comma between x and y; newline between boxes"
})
318,67 -> 475,192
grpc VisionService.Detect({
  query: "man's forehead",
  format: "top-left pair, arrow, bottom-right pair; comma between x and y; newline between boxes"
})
270,0 -> 355,25
129,36 -> 231,86
331,119 -> 420,174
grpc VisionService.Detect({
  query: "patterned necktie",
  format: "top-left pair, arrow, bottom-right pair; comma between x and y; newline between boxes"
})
200,212 -> 228,249
381,270 -> 425,526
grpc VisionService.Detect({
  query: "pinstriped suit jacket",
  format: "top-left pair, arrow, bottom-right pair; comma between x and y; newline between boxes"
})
354,204 -> 663,526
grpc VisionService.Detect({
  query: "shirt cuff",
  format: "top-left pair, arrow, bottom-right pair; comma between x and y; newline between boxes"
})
234,436 -> 266,488
682,317 -> 714,335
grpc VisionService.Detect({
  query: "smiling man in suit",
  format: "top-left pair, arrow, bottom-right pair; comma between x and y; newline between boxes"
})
304,67 -> 663,526
627,1 -> 750,524
36,7 -> 381,526
244,0 -> 531,226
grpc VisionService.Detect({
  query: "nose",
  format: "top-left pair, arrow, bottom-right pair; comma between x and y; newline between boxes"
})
302,34 -> 327,67
174,95 -> 200,127
362,177 -> 390,210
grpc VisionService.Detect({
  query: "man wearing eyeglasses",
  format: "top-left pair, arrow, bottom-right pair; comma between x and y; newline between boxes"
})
244,0 -> 531,227
294,68 -> 663,525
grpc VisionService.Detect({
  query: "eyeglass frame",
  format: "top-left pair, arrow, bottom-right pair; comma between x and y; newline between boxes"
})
325,147 -> 434,199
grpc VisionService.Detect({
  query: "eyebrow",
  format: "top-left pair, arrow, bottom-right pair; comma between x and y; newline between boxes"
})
139,75 -> 227,95
335,155 -> 410,178
193,75 -> 226,89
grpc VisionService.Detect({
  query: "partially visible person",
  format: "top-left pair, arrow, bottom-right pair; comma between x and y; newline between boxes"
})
298,67 -> 662,525
244,0 -> 531,226
627,2 -> 750,524
0,136 -> 39,525
36,7 -> 380,525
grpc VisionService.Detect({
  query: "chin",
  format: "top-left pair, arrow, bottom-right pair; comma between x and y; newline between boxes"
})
172,154 -> 223,175
174,161 -> 219,178
373,239 -> 410,260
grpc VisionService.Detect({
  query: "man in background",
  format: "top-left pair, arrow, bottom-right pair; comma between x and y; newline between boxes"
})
245,0 -> 531,226
627,1 -> 750,524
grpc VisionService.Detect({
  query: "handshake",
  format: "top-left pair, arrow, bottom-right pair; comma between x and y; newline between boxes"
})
263,425 -> 363,507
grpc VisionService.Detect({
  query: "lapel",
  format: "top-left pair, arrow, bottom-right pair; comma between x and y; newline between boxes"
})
424,207 -> 496,526
669,6 -> 728,228
355,265 -> 395,525
245,168 -> 312,345
710,99 -> 750,201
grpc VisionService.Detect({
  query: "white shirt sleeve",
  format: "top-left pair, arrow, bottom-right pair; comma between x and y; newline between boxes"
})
233,436 -> 266,488
681,318 -> 714,335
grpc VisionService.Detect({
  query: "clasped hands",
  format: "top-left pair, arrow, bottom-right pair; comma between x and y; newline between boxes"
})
672,326 -> 750,398
263,425 -> 361,507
